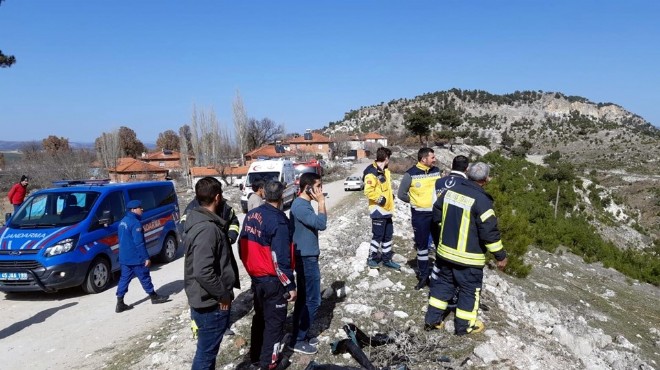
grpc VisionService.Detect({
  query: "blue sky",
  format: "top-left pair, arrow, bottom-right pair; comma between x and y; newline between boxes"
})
1,1 -> 659,143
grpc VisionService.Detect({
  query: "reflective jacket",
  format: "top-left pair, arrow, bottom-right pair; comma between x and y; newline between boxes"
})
239,203 -> 296,291
397,163 -> 441,212
363,162 -> 393,219
433,171 -> 468,203
432,177 -> 506,267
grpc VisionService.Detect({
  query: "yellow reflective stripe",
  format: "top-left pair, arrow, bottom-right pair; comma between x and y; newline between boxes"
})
457,208 -> 470,252
437,244 -> 486,266
444,191 -> 475,210
429,296 -> 448,310
456,308 -> 477,321
229,224 -> 240,233
480,209 -> 495,222
486,240 -> 503,253
456,288 -> 481,325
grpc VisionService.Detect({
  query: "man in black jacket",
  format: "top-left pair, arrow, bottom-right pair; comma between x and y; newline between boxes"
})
184,177 -> 240,370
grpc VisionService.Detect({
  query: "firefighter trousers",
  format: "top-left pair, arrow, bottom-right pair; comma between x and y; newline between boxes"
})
425,258 -> 483,335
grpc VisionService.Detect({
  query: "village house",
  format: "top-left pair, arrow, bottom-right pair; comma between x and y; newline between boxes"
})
243,143 -> 295,164
141,149 -> 195,172
189,165 -> 249,188
285,130 -> 333,160
108,157 -> 169,183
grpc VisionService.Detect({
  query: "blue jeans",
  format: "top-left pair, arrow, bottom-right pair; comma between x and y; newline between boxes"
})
13,204 -> 20,214
191,306 -> 231,370
291,255 -> 321,344
116,264 -> 155,297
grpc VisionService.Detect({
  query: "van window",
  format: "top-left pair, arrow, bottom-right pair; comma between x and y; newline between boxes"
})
90,191 -> 125,230
246,172 -> 280,187
128,184 -> 175,212
9,191 -> 100,228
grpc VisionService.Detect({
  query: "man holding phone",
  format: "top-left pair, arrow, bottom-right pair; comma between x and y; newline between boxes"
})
289,173 -> 327,354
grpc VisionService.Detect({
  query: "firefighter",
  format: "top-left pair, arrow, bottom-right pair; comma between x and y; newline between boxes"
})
425,162 -> 508,335
363,147 -> 399,270
397,148 -> 442,289
239,180 -> 297,370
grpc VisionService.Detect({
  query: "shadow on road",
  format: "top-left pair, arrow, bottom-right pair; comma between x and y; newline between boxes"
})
126,279 -> 184,307
2,287 -> 86,301
0,302 -> 78,340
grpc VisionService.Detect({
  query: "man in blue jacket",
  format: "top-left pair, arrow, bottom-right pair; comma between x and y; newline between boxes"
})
239,181 -> 297,370
115,200 -> 169,313
289,172 -> 327,355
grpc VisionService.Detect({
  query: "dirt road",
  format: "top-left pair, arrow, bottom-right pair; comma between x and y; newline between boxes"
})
0,163 -> 369,370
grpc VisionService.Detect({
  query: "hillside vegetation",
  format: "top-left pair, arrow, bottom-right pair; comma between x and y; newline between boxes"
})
481,152 -> 659,285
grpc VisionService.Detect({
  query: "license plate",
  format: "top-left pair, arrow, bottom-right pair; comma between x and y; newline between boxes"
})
0,272 -> 29,281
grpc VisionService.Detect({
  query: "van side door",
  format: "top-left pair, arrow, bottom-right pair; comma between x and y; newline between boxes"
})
87,191 -> 125,270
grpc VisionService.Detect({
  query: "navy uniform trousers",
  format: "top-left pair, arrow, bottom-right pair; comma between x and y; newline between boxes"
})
411,208 -> 433,279
116,264 -> 155,297
425,258 -> 483,335
251,278 -> 288,369
368,217 -> 393,262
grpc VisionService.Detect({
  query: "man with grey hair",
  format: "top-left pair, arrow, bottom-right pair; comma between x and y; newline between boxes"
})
239,180 -> 297,369
425,162 -> 508,335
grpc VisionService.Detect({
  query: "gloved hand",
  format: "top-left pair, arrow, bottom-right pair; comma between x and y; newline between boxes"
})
376,196 -> 386,207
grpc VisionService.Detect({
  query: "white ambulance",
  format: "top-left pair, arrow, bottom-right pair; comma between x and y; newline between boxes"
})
240,159 -> 297,212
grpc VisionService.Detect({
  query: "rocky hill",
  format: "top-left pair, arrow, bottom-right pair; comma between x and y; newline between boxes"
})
323,88 -> 660,243
323,89 -> 659,172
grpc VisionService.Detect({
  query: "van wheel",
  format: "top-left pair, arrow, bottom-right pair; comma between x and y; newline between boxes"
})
82,257 -> 111,294
158,234 -> 178,263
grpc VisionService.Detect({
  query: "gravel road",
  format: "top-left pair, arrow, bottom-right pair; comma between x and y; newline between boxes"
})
0,162 -> 369,370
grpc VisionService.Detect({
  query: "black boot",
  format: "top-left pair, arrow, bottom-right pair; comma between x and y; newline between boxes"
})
150,292 -> 169,304
116,297 -> 133,313
414,276 -> 429,290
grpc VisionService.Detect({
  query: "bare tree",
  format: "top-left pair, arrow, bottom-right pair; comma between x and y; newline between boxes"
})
95,130 -> 122,176
245,117 -> 285,151
189,105 -> 239,170
232,90 -> 248,165
179,125 -> 192,186
190,105 -> 202,165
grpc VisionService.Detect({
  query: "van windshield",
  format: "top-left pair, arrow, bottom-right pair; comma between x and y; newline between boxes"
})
9,191 -> 100,228
246,172 -> 280,187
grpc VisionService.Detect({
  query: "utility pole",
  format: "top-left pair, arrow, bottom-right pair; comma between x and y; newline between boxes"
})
554,181 -> 560,219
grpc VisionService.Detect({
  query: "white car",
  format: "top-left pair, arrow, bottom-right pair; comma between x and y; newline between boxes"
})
344,176 -> 364,191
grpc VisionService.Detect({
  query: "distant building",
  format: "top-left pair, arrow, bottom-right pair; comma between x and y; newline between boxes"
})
141,149 -> 195,172
286,130 -> 333,160
108,157 -> 169,183
244,143 -> 295,164
362,132 -> 388,147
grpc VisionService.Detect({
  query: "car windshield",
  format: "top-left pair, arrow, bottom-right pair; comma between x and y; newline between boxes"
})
246,172 -> 280,187
347,176 -> 361,181
295,166 -> 317,175
9,191 -> 100,228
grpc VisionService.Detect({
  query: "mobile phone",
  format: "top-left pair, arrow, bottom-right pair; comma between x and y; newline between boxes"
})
306,187 -> 313,196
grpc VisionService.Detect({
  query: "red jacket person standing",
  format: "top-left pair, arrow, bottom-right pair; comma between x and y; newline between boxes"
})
8,175 -> 29,213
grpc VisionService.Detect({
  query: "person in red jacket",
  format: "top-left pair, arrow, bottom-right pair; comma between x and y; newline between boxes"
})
7,175 -> 29,213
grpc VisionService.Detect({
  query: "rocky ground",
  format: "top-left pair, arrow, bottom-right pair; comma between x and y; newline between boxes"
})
88,178 -> 659,370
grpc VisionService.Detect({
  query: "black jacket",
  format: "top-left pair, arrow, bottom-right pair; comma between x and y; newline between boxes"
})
182,198 -> 240,244
183,207 -> 240,309
432,177 -> 506,267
